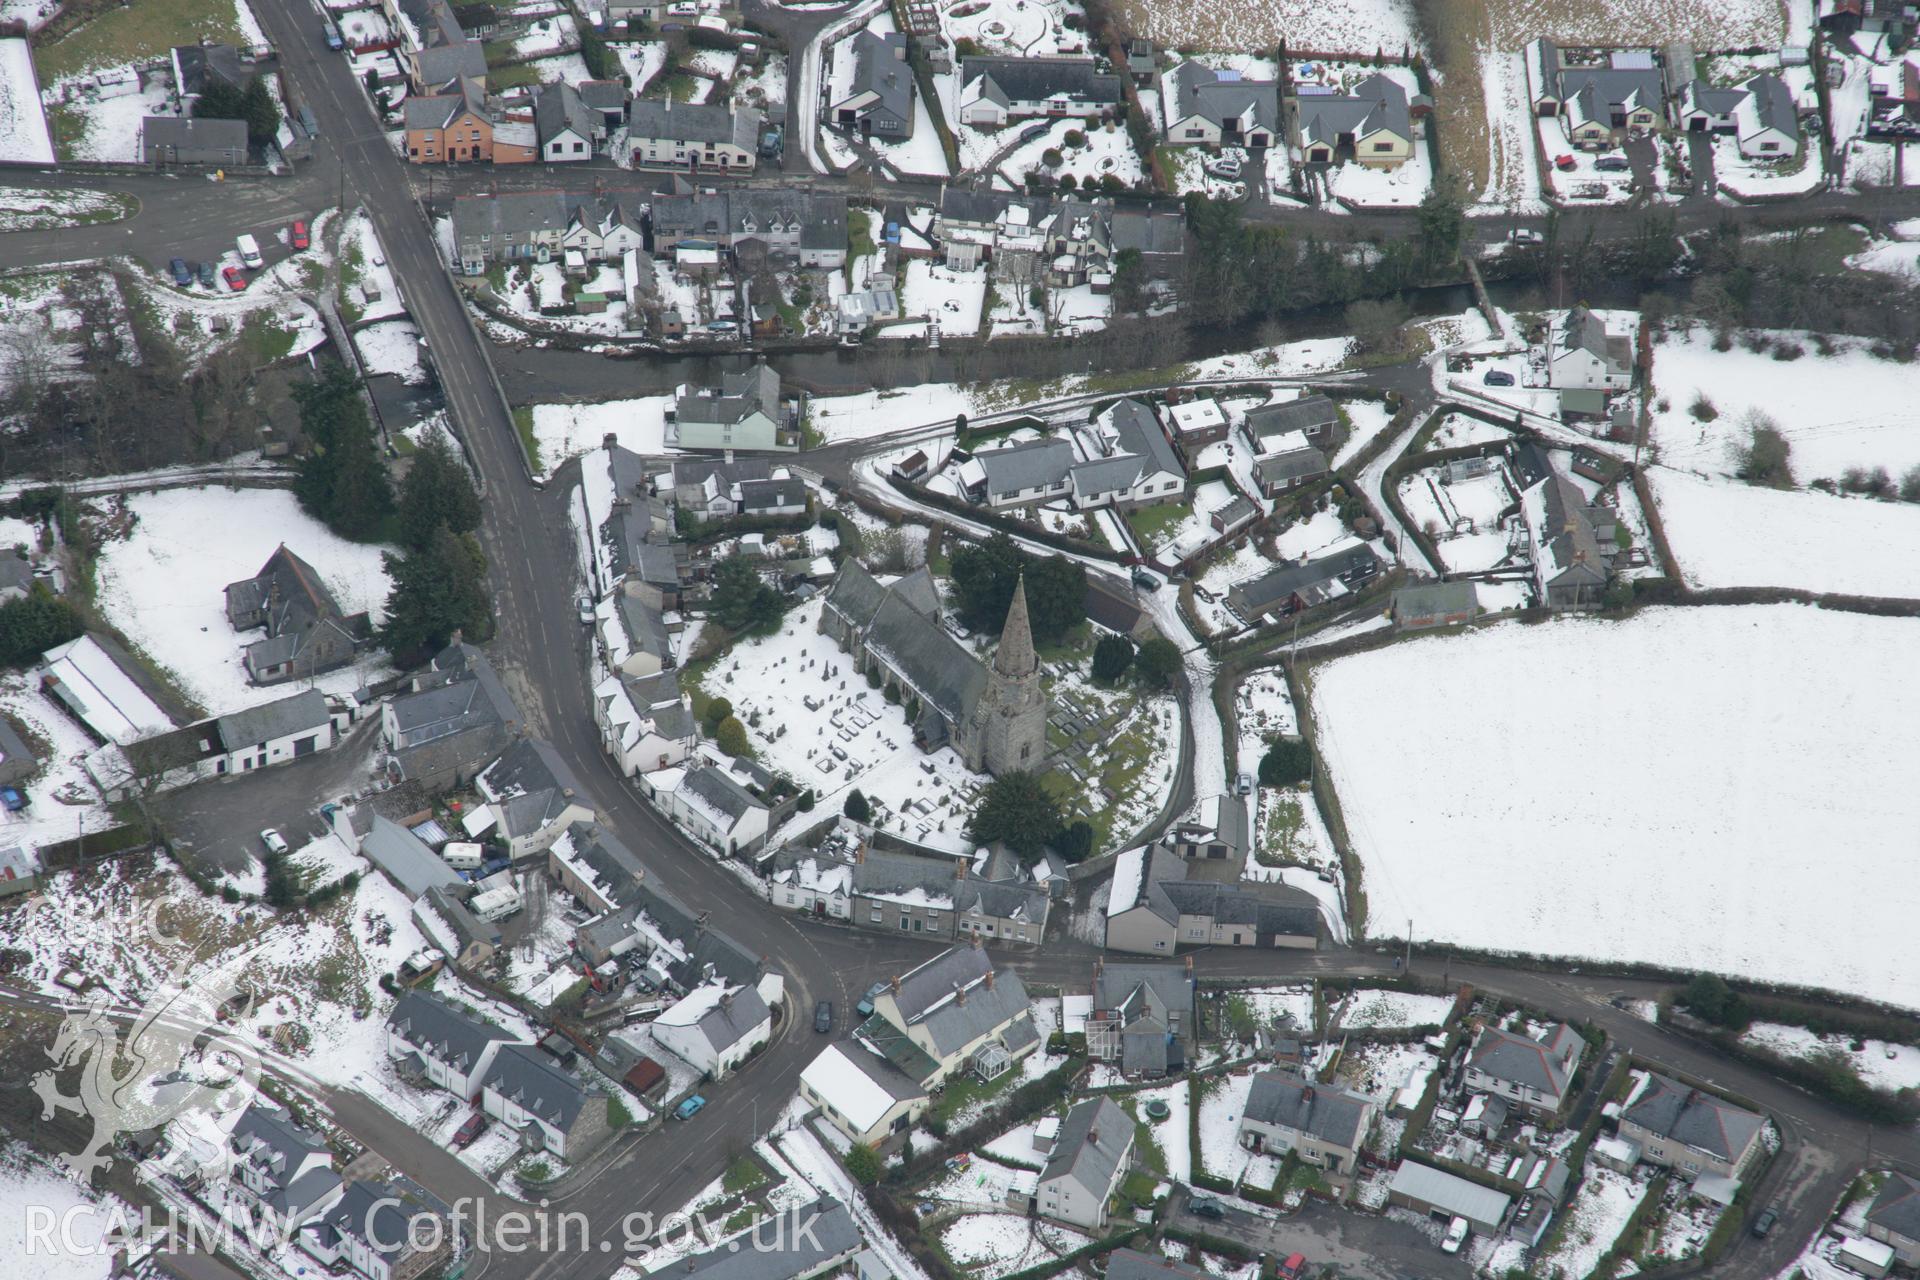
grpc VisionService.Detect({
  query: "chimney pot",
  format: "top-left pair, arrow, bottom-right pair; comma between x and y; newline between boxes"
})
890,975 -> 900,996
954,983 -> 966,1007
984,970 -> 995,991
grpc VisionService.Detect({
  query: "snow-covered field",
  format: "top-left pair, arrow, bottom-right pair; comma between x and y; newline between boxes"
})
0,37 -> 54,163
0,186 -> 132,232
92,487 -> 394,714
1311,606 -> 1920,1007
1334,988 -> 1456,1030
529,396 -> 675,477
1647,468 -> 1920,599
896,260 -> 986,337
1649,329 -> 1920,483
1742,1022 -> 1920,1094
1116,0 -> 1418,57
0,1148 -> 119,1279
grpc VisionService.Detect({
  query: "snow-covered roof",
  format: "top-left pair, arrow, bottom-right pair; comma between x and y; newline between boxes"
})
38,635 -> 175,746
1107,846 -> 1148,918
800,1042 -> 924,1132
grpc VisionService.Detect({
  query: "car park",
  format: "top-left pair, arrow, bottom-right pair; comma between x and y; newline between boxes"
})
223,266 -> 248,292
290,220 -> 310,251
236,234 -> 263,268
814,1000 -> 833,1033
260,829 -> 288,855
168,258 -> 192,286
674,1095 -> 707,1120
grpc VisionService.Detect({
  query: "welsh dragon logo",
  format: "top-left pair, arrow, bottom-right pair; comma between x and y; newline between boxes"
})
29,898 -> 264,1182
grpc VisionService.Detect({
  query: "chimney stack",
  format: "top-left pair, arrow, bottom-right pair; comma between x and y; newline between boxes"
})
954,983 -> 966,1007
984,969 -> 996,991
889,975 -> 900,996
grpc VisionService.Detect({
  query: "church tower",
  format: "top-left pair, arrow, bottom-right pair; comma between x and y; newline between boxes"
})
967,575 -> 1050,776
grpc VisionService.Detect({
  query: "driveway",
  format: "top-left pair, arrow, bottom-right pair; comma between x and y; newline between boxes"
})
1172,1194 -> 1474,1280
153,717 -> 383,879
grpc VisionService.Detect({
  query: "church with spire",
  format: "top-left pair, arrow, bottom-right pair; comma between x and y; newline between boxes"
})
818,560 -> 1052,779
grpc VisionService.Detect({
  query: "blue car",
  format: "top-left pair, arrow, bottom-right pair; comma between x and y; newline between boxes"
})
169,257 -> 192,286
674,1095 -> 707,1120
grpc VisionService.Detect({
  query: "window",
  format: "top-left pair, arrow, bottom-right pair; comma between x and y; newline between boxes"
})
899,917 -> 909,930
1372,142 -> 1395,152
783,892 -> 795,905
870,908 -> 883,923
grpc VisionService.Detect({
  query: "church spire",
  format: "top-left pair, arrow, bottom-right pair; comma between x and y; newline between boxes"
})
994,575 -> 1037,679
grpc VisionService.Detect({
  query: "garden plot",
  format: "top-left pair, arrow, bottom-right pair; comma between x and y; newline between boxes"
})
998,119 -> 1144,189
896,260 -> 987,337
922,1153 -> 1040,1211
2,38 -> 52,162
617,42 -> 669,93
733,53 -> 786,113
695,597 -> 988,852
32,0 -> 261,85
529,395 -> 674,477
1325,137 -> 1434,208
1161,146 -> 1248,200
1533,1165 -> 1647,1280
943,0 -> 1090,58
1194,1071 -> 1257,1183
336,7 -> 393,45
1741,1023 -> 1920,1094
1310,606 -> 1920,1007
510,12 -> 578,58
1330,399 -> 1396,468
1333,988 -> 1455,1030
1476,48 -> 1545,212
1397,465 -> 1518,573
939,1216 -> 1092,1276
341,211 -> 406,324
1335,1040 -> 1439,1103
1646,468 -> 1920,600
1126,1082 -> 1191,1179
354,319 -> 429,384
517,52 -> 592,85
92,487 -> 395,714
1233,985 -> 1315,1032
1116,0 -> 1417,58
1427,413 -> 1512,450
0,0 -> 57,28
1648,328 -> 1920,483
1713,133 -> 1822,200
1646,1189 -> 1722,1266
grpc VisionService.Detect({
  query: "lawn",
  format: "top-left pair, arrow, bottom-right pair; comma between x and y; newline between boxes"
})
1123,501 -> 1190,551
35,0 -> 252,82
488,63 -> 541,90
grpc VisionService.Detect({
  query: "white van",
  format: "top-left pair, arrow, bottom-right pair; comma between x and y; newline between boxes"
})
441,841 -> 485,871
1442,1217 -> 1470,1254
236,234 -> 264,269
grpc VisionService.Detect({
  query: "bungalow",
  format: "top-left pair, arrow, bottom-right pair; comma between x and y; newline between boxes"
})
1294,74 -> 1417,168
1162,62 -> 1278,148
1463,1021 -> 1585,1117
957,56 -> 1122,128
1239,1070 -> 1378,1177
384,990 -> 515,1099
1867,1173 -> 1920,1267
1246,395 -> 1340,452
479,1043 -> 613,1160
140,116 -> 248,167
970,438 -> 1076,509
1528,41 -> 1667,147
1520,463 -> 1615,610
830,31 -> 915,138
799,1039 -> 931,1144
627,100 -> 762,171
1733,74 -> 1800,157
1068,399 -> 1186,511
1035,1097 -> 1133,1230
650,982 -> 773,1080
1618,1074 -> 1766,1181
1253,446 -> 1330,497
1227,542 -> 1381,622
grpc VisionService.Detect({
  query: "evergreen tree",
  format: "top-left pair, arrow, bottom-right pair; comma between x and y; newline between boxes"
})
1134,637 -> 1181,688
968,772 -> 1063,858
379,526 -> 493,659
711,556 -> 784,632
713,716 -> 750,756
0,586 -> 84,668
397,435 -> 481,550
1091,635 -> 1134,682
843,789 -> 871,822
1258,737 -> 1313,788
293,364 -> 393,542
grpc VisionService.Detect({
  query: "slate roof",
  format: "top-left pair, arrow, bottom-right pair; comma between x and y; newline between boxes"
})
1247,395 -> 1338,438
956,877 -> 1049,924
1738,73 -> 1800,142
482,1044 -> 595,1130
677,365 -> 782,426
387,990 -> 514,1072
681,764 -> 766,826
863,591 -> 989,726
674,457 -> 775,491
319,1182 -> 421,1263
1095,962 -> 1194,1021
231,1101 -> 336,1217
1084,398 -> 1183,485
141,116 -> 248,154
1041,1096 -> 1132,1196
1168,61 -> 1278,133
677,1199 -> 861,1280
975,438 -> 1076,497
1550,64 -> 1665,119
1469,1022 -> 1582,1098
1869,1172 -> 1920,1242
404,79 -> 486,130
1624,1074 -> 1765,1164
479,738 -> 592,837
535,81 -> 594,147
629,100 -> 758,150
225,546 -> 347,638
844,31 -> 914,129
960,56 -> 1121,107
739,476 -> 808,512
889,945 -> 992,1022
215,689 -> 331,751
853,848 -> 957,904
418,885 -> 502,955
1155,879 -> 1320,940
1681,79 -> 1748,118
1393,581 -> 1479,620
1244,1070 -> 1373,1150
0,714 -> 35,785
691,985 -> 772,1052
1296,74 -> 1413,147
362,813 -> 463,898
415,40 -> 487,85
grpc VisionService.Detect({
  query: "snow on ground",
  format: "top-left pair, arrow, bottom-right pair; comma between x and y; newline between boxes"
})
342,210 -> 406,322
1649,328 -> 1920,482
1474,47 -> 1545,213
1117,0 -> 1418,60
617,42 -> 669,93
1311,606 -> 1920,1007
0,0 -> 58,29
1128,1081 -> 1192,1180
808,384 -> 974,443
1742,1022 -> 1920,1094
1713,134 -> 1823,200
698,597 -> 988,851
1847,234 -> 1920,281
529,396 -> 674,478
0,1147 -> 120,1279
896,260 -> 985,337
1187,337 -> 1351,381
1337,1040 -> 1439,1103
1333,988 -> 1455,1030
1236,985 -> 1315,1031
0,674 -> 115,851
1195,1071 -> 1255,1181
778,1127 -> 933,1280
0,38 -> 54,163
354,319 -> 427,383
0,186 -> 132,232
940,1214 -> 1088,1272
1331,399 -> 1396,468
921,1152 -> 1040,1210
42,67 -> 175,162
1535,1166 -> 1647,1280
1647,467 -> 1920,599
1000,119 -> 1144,188
92,487 -> 394,714
511,11 -> 577,58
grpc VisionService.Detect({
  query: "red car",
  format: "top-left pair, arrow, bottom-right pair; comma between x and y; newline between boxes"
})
290,219 -> 310,251
223,266 -> 248,292
1279,1255 -> 1307,1280
452,1112 -> 488,1148
1554,154 -> 1577,172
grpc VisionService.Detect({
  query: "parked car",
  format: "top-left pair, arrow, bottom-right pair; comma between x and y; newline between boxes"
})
1594,155 -> 1631,172
260,829 -> 289,855
1508,228 -> 1544,245
0,787 -> 27,813
1233,772 -> 1255,796
223,266 -> 248,292
1131,569 -> 1160,592
1482,368 -> 1515,387
674,1095 -> 707,1120
1441,1217 -> 1469,1254
1553,154 -> 1576,172
452,1112 -> 488,1148
1750,1207 -> 1779,1238
855,980 -> 889,1018
168,257 -> 192,286
1189,1198 -> 1226,1220
576,595 -> 595,625
236,234 -> 264,268
1279,1255 -> 1307,1280
196,261 -> 216,288
814,1000 -> 833,1033
1207,155 -> 1243,180
290,219 -> 310,251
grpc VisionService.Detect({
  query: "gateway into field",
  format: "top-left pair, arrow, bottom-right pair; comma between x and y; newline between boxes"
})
1309,606 -> 1920,1007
